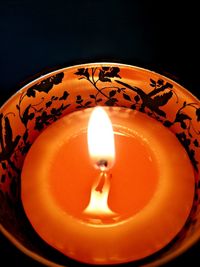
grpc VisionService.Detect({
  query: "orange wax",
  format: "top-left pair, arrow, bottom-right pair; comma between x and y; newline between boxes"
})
21,107 -> 194,265
50,131 -> 158,221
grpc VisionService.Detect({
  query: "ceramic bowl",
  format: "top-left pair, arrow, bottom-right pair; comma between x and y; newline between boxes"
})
0,63 -> 199,267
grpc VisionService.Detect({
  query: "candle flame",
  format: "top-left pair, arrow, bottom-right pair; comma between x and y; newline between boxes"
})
83,172 -> 116,217
83,107 -> 117,219
87,107 -> 115,171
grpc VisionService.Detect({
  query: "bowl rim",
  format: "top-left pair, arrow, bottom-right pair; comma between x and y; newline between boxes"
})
1,223 -> 200,267
0,62 -> 200,267
1,62 -> 199,111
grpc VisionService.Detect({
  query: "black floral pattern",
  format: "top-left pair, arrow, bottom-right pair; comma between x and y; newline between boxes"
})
0,66 -> 199,200
26,73 -> 64,97
0,65 -> 199,267
74,67 -> 200,171
0,71 -> 67,201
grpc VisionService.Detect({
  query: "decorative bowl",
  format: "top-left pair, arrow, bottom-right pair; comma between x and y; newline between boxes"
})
0,63 -> 199,267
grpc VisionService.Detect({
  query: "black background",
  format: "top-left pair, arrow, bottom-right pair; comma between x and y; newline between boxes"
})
0,0 -> 199,266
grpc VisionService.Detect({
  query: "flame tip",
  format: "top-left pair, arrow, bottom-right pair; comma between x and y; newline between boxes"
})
87,107 -> 115,170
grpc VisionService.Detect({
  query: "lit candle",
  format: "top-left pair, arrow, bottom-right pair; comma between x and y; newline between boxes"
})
21,107 -> 194,265
84,107 -> 116,218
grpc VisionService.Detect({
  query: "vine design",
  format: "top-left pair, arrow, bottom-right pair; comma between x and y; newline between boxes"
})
0,66 -> 199,201
0,65 -> 200,264
74,66 -> 200,171
0,72 -> 70,200
164,102 -> 200,171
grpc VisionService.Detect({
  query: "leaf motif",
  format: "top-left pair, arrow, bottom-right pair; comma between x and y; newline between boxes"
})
23,130 -> 28,142
74,68 -> 90,79
99,67 -> 121,83
99,70 -> 111,82
0,113 -> 3,150
20,141 -> 31,155
134,95 -> 140,102
76,99 -> 83,104
1,174 -> 7,183
194,139 -> 199,147
154,108 -> 166,117
131,104 -> 136,110
1,174 -> 6,183
175,113 -> 192,123
4,117 -> 13,151
46,101 -> 52,108
150,83 -> 155,87
106,67 -> 121,78
153,91 -> 173,106
29,113 -> 34,120
53,104 -> 70,116
26,72 -> 64,97
188,131 -> 193,138
196,108 -> 200,121
84,101 -> 92,107
26,87 -> 36,97
188,149 -> 198,171
104,98 -> 118,106
12,135 -> 21,153
123,93 -> 131,101
75,68 -> 84,75
52,72 -> 64,84
1,161 -> 6,169
76,95 -> 83,104
157,79 -> 164,85
62,104 -> 71,110
176,132 -> 191,146
4,117 -> 20,157
109,90 -> 116,97
34,78 -> 53,93
90,94 -> 96,99
34,121 -> 44,131
21,104 -> 31,126
59,91 -> 69,100
51,108 -> 57,115
163,120 -> 173,127
181,121 -> 187,129
77,95 -> 82,100
150,78 -> 156,85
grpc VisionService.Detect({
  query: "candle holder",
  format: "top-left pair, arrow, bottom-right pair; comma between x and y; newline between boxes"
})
0,63 -> 199,266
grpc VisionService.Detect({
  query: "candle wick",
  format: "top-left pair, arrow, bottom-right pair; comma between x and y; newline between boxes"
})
95,173 -> 105,193
96,159 -> 108,172
83,171 -> 118,219
95,171 -> 112,193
